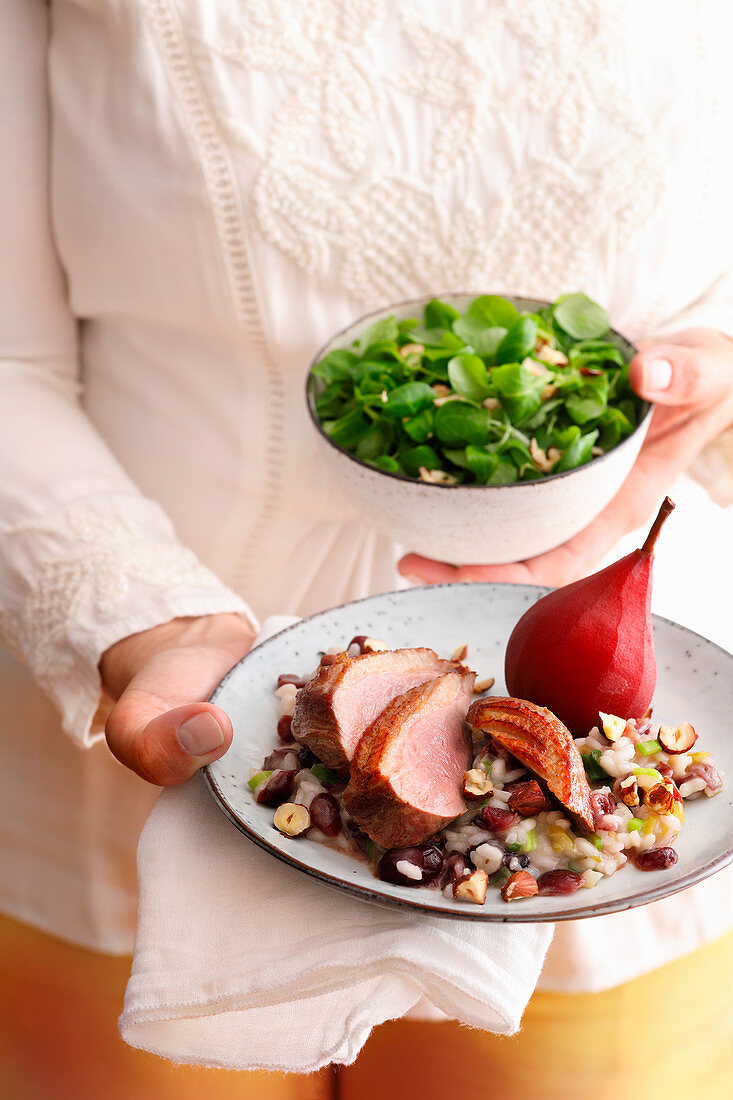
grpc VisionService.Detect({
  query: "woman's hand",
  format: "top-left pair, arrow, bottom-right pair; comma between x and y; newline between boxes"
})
399,327 -> 733,589
101,613 -> 255,786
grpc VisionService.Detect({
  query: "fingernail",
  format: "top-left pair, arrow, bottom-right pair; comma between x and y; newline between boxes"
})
642,357 -> 672,391
403,574 -> 424,585
177,712 -> 225,756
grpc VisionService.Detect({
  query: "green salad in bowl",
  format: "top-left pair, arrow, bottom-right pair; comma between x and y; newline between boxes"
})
309,293 -> 645,486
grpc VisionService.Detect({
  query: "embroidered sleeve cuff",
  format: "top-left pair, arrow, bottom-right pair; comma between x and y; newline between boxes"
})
0,499 -> 258,747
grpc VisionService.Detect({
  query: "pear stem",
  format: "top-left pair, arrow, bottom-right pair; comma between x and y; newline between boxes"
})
641,497 -> 675,555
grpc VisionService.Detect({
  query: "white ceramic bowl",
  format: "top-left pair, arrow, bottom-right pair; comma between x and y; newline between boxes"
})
306,295 -> 652,565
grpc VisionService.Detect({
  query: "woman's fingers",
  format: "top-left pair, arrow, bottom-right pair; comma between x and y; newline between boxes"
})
399,412 -> 703,589
105,695 -> 233,786
631,329 -> 733,407
100,614 -> 255,785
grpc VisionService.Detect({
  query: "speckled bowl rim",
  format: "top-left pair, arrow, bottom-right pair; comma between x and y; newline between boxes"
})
304,294 -> 653,491
204,582 -> 733,923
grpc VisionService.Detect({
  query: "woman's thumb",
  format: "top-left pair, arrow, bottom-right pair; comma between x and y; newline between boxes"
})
105,699 -> 232,785
630,341 -> 727,407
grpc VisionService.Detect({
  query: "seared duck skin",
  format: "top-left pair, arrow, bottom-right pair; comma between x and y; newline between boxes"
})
467,696 -> 595,833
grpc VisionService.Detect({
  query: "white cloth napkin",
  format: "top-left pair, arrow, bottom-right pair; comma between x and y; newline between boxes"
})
119,618 -> 553,1073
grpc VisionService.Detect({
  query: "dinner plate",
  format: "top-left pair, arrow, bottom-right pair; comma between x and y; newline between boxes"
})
204,583 -> 733,922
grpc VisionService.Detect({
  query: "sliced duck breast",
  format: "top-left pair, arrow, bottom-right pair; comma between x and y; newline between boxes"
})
292,647 -> 456,772
467,696 -> 594,833
343,668 -> 475,849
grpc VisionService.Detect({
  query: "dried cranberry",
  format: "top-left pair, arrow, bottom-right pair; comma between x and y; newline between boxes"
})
310,794 -> 342,837
479,806 -> 521,833
320,653 -> 338,667
502,850 -> 530,870
536,870 -> 583,896
591,790 -> 616,827
277,715 -> 294,742
347,635 -> 369,653
438,851 -> 470,889
255,769 -> 294,807
630,847 -> 679,872
277,673 -> 305,688
579,366 -> 603,376
591,791 -> 616,816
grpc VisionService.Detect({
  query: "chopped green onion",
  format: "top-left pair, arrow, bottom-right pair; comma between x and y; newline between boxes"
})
637,739 -> 662,756
633,766 -> 664,781
627,818 -> 643,832
487,868 -> 511,888
310,764 -> 341,785
567,862 -> 581,873
366,840 -> 383,861
593,835 -> 603,850
582,749 -> 608,782
481,759 -> 493,776
522,828 -> 538,853
247,769 -> 272,791
506,842 -> 522,852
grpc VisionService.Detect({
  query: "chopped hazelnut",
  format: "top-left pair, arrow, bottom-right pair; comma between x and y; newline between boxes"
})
658,722 -> 697,754
530,437 -> 559,473
418,467 -> 457,484
646,782 -> 676,816
473,676 -> 495,694
508,780 -> 550,815
463,768 -> 493,800
273,803 -> 311,837
399,343 -> 425,358
536,342 -> 568,366
599,711 -> 626,743
501,870 -> 538,901
618,775 -> 640,808
454,869 -> 489,905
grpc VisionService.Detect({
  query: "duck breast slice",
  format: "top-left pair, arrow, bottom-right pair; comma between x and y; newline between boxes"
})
467,696 -> 594,833
292,647 -> 456,772
343,668 -> 475,849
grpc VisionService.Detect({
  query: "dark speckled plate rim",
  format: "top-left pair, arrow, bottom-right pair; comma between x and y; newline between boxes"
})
303,294 -> 653,491
203,582 -> 733,923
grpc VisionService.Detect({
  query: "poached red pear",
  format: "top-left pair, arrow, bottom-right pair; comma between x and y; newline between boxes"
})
504,498 -> 675,735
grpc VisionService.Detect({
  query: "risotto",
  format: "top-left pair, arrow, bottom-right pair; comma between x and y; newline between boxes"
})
248,640 -> 724,905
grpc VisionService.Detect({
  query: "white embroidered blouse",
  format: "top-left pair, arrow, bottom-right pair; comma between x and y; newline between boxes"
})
1,0 -> 732,980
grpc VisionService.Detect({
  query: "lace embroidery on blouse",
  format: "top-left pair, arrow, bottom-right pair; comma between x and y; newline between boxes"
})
0,509 -> 224,690
209,0 -> 668,310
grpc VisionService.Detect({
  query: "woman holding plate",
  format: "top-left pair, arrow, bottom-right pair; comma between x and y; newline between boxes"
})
1,1 -> 732,1097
